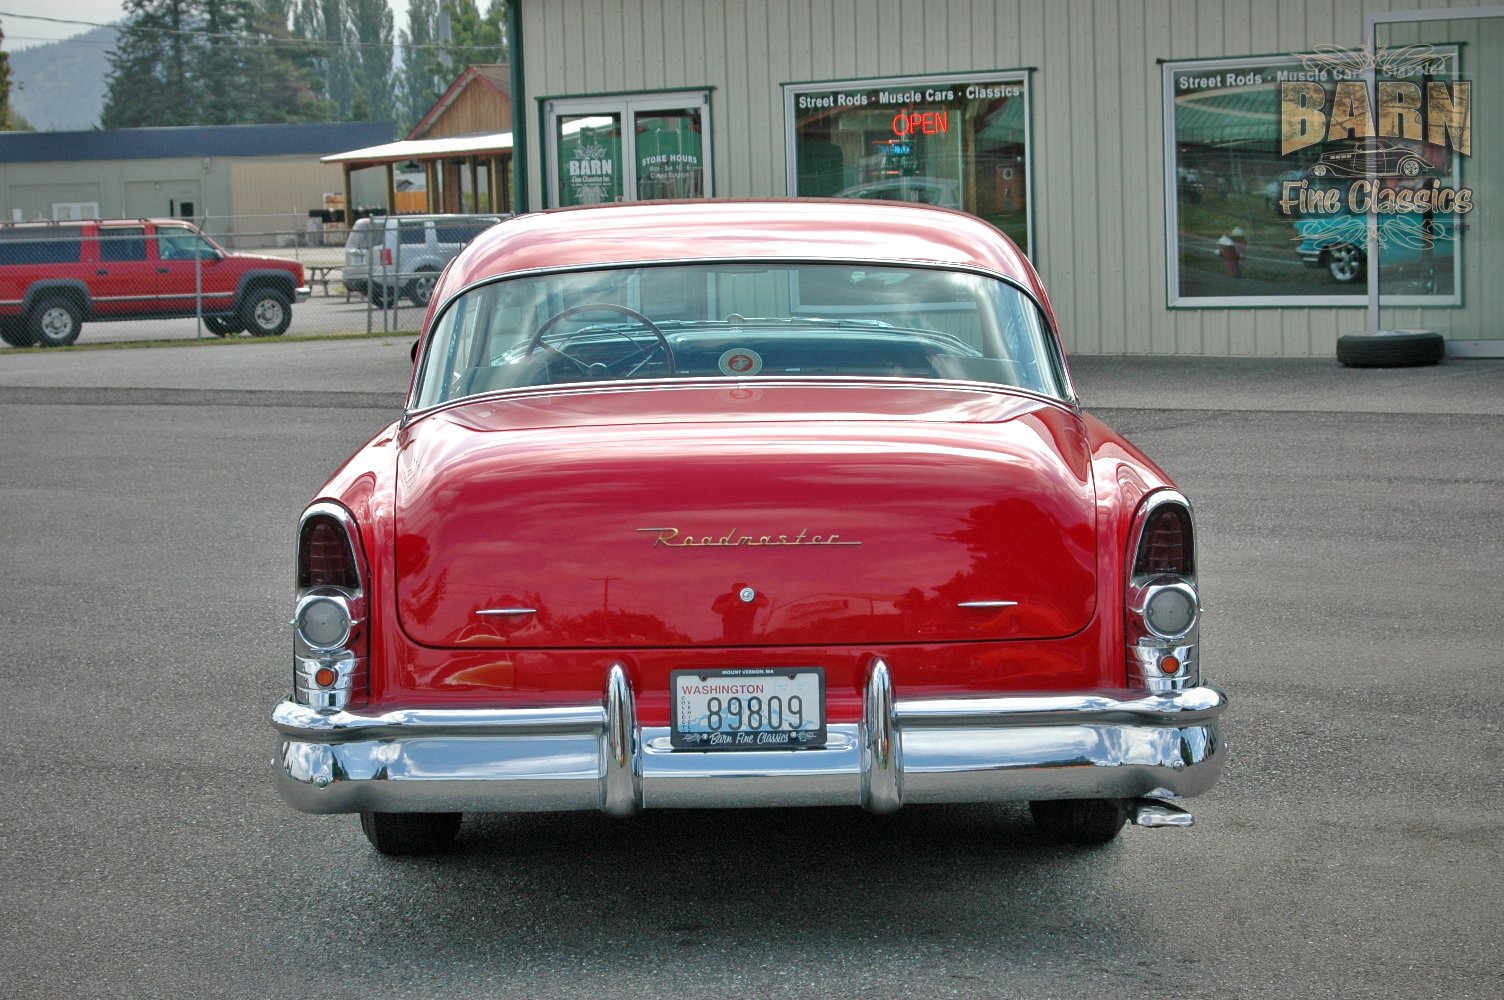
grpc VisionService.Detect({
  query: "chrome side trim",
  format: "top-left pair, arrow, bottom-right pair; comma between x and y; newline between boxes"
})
957,600 -> 1019,609
861,657 -> 902,814
477,608 -> 539,617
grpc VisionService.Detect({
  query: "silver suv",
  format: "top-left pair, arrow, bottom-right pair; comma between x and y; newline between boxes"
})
344,214 -> 505,306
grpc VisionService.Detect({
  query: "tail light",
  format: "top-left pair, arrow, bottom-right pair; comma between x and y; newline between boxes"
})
293,502 -> 369,711
1125,491 -> 1200,692
383,247 -> 393,266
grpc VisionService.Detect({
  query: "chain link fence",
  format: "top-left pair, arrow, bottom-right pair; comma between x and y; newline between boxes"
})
1,213 -> 505,349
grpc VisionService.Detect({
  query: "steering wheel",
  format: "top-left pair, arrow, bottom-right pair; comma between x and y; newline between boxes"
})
525,302 -> 677,378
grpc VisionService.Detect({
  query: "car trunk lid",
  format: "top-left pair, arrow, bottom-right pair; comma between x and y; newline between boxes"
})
395,383 -> 1097,648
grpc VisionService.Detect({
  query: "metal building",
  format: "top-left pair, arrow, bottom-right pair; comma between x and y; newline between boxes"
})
505,0 -> 1502,357
0,122 -> 394,244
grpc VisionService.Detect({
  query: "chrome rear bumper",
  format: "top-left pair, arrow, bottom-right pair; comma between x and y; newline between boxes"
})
272,660 -> 1226,815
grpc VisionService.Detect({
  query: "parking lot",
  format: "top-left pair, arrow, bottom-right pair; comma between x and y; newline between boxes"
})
1,342 -> 1500,999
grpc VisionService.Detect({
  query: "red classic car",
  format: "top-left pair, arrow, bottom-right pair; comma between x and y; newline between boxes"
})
273,200 -> 1226,855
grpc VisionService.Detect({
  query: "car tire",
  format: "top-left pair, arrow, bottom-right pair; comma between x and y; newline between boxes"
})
1029,799 -> 1127,845
1327,244 -> 1366,283
1336,330 -> 1445,368
368,284 -> 391,308
1399,157 -> 1423,176
406,267 -> 440,306
0,317 -> 37,347
1312,163 -> 1328,177
239,288 -> 292,337
30,295 -> 83,347
204,316 -> 244,337
359,811 -> 462,856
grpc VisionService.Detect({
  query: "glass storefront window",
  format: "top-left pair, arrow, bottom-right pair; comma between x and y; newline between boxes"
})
546,93 -> 710,207
784,72 -> 1033,254
1373,13 -> 1495,355
1163,51 -> 1464,307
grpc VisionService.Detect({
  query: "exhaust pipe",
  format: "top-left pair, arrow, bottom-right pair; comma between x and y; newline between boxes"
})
1129,798 -> 1195,827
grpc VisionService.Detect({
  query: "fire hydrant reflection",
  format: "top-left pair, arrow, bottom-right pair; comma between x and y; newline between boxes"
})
1218,227 -> 1247,278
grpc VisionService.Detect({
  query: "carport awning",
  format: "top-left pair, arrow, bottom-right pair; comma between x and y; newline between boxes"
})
322,132 -> 514,165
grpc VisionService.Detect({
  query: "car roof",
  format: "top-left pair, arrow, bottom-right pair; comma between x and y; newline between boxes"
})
446,199 -> 1046,298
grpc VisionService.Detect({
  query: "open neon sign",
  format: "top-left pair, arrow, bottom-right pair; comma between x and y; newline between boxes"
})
893,110 -> 950,136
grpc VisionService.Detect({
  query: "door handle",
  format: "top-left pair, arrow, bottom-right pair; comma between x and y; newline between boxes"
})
97,269 -> 108,275
157,268 -> 169,273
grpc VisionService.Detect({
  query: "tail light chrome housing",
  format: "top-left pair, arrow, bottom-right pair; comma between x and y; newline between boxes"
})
1125,491 -> 1200,692
293,502 -> 369,712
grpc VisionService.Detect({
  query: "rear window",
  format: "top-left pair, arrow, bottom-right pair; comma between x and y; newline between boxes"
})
344,223 -> 374,250
0,227 -> 84,265
412,261 -> 1072,410
434,221 -> 496,243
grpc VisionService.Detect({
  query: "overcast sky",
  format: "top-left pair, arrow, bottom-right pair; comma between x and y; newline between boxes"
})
1,1 -> 412,51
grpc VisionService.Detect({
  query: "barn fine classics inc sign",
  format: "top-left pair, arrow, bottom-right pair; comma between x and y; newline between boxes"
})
1276,44 -> 1475,248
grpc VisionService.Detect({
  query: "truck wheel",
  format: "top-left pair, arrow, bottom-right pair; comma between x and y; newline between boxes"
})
359,812 -> 462,856
1029,799 -> 1127,845
406,267 -> 440,306
0,318 -> 37,347
30,296 -> 83,347
240,288 -> 291,337
204,316 -> 244,337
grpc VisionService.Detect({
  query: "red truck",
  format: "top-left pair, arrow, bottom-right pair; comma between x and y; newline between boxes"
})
0,219 -> 310,347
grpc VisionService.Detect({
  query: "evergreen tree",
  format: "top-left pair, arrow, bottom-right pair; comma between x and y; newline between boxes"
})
294,0 -> 394,122
397,0 -> 444,131
0,27 -> 13,131
397,0 -> 506,132
349,0 -> 396,124
102,0 -> 195,128
102,0 -> 334,127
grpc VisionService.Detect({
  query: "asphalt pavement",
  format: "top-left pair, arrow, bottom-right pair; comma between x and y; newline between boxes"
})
1,342 -> 1500,999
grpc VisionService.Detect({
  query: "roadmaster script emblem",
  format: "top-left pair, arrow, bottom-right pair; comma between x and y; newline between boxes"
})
637,527 -> 862,548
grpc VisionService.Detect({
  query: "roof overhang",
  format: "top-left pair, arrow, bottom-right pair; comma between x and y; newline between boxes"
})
322,133 -> 514,166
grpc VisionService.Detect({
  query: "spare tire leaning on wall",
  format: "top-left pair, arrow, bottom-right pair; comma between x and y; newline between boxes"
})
1336,330 -> 1445,368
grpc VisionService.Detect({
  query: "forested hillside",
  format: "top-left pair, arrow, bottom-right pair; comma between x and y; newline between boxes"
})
10,26 -> 117,131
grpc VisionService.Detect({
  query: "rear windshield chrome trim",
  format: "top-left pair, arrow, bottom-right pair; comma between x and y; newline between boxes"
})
406,256 -> 1073,422
401,374 -> 1082,430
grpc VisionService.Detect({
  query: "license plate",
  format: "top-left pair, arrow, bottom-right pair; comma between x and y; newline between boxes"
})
670,668 -> 826,750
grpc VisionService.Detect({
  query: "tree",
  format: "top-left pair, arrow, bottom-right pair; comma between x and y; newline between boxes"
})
397,0 -> 507,132
102,0 -> 195,127
294,0 -> 394,122
0,27 -> 11,130
102,0 -> 334,127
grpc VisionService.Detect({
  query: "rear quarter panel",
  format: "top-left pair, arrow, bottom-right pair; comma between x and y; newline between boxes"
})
1082,411 -> 1180,673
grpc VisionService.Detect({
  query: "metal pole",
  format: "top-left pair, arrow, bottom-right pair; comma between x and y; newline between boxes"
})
195,238 -> 203,340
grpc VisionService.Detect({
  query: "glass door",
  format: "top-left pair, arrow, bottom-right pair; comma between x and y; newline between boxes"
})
1372,9 -> 1503,355
556,113 -> 625,207
546,92 -> 711,207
